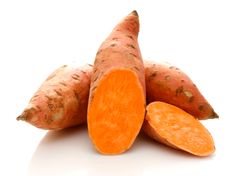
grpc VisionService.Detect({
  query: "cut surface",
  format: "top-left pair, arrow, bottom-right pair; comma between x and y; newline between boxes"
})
145,101 -> 215,156
88,69 -> 145,154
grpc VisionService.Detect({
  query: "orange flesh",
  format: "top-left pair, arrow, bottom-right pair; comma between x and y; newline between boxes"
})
88,69 -> 145,154
146,102 -> 215,156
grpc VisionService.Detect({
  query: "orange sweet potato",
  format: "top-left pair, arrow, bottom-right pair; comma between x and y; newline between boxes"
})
17,64 -> 92,130
145,61 -> 218,120
143,101 -> 215,156
88,10 -> 146,154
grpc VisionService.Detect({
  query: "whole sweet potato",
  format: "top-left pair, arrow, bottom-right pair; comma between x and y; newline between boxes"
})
88,10 -> 146,154
145,61 -> 218,120
17,64 -> 92,130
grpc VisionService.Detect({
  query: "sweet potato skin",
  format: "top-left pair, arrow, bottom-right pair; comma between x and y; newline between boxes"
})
145,61 -> 218,120
18,60 -> 216,130
17,64 -> 92,130
90,11 -> 145,97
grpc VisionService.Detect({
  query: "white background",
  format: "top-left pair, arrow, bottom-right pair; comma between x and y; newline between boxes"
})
0,0 -> 235,175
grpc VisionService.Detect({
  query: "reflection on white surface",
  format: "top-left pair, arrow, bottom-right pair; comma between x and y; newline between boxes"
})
28,125 -> 214,176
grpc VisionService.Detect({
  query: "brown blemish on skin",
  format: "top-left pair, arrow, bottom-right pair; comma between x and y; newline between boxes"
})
48,103 -> 54,111
45,95 -> 53,100
110,44 -> 117,47
181,79 -> 185,83
96,50 -> 102,55
112,37 -> 119,41
169,66 -> 180,71
54,90 -> 62,96
46,74 -> 56,81
73,73 -> 80,77
59,82 -> 67,87
126,35 -> 134,40
33,94 -> 39,98
71,74 -> 80,81
189,96 -> 194,103
175,86 -> 184,96
93,75 -> 99,82
30,107 -> 37,112
30,94 -> 39,101
129,53 -> 137,58
198,105 -> 204,111
164,75 -> 171,80
91,86 -> 97,92
149,72 -> 157,80
126,44 -> 136,49
134,66 -> 140,71
93,68 -> 98,73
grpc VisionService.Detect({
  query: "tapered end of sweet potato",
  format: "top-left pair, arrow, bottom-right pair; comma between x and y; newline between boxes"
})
16,106 -> 35,122
113,10 -> 140,37
16,114 -> 26,121
199,108 -> 219,120
131,10 -> 138,17
211,110 -> 219,119
17,108 -> 32,121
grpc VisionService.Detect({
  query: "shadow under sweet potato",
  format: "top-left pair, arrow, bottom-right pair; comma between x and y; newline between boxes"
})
28,125 -> 213,176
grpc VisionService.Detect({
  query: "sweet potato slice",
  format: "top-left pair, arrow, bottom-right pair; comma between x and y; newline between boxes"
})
89,69 -> 145,154
143,101 -> 215,156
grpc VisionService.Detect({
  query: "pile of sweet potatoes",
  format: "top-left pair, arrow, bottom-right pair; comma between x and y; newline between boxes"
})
17,11 -> 218,156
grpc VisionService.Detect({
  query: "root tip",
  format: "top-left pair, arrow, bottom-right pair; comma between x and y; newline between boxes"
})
131,10 -> 138,17
212,111 -> 219,119
16,114 -> 26,121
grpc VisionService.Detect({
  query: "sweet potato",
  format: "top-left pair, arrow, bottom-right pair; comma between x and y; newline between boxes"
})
88,10 -> 146,154
17,64 -> 92,130
145,61 -> 218,120
143,101 -> 215,156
